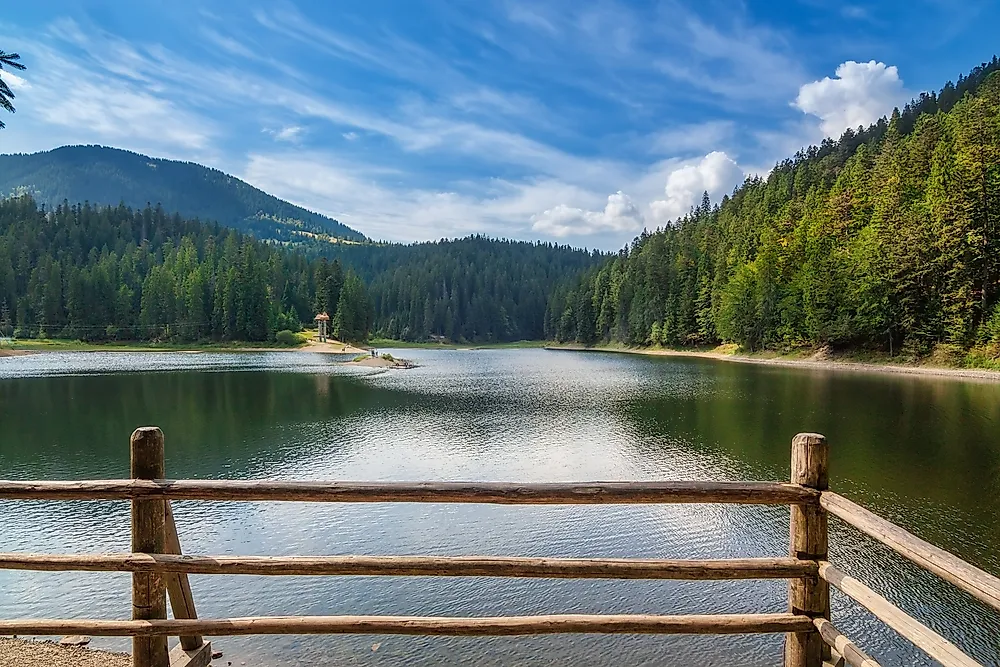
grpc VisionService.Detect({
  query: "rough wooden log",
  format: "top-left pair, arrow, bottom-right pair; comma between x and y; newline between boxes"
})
823,651 -> 847,667
168,642 -> 213,667
0,553 -> 818,579
821,492 -> 1000,613
0,613 -> 815,637
818,562 -> 982,667
786,433 -> 830,667
131,427 -> 169,667
813,618 -> 882,667
0,479 -> 819,505
163,501 -> 203,651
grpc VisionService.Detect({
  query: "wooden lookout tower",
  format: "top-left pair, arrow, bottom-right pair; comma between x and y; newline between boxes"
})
314,312 -> 331,343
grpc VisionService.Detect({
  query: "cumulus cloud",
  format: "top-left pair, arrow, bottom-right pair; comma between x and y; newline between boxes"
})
794,60 -> 907,138
648,151 -> 744,224
531,191 -> 643,238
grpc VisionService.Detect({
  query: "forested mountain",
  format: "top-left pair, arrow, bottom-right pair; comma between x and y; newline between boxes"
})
327,239 -> 601,341
548,58 -> 1000,361
0,197 -> 601,344
0,196 -> 371,342
0,145 -> 366,243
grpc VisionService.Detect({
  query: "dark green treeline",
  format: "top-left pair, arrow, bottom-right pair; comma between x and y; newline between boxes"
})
326,238 -> 602,342
0,196 -> 371,342
548,60 -> 1000,359
0,197 -> 601,344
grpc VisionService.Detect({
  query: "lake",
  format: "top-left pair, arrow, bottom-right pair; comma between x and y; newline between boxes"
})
1,349 -> 998,666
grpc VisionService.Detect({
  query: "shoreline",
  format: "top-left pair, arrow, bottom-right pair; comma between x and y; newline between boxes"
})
0,337 -> 368,356
0,637 -> 129,667
547,344 -> 1000,382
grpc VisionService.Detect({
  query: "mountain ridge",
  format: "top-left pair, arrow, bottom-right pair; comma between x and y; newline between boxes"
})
0,145 -> 367,243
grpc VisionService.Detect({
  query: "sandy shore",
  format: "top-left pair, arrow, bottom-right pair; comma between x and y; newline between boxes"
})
0,637 -> 130,667
298,338 -> 367,355
548,345 -> 1000,382
0,349 -> 35,357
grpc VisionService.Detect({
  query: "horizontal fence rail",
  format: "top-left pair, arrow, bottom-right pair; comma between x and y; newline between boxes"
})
2,428 -> 998,667
0,613 -> 816,637
0,553 -> 818,579
813,618 -> 882,667
0,479 -> 819,504
822,492 -> 1000,613
818,562 -> 983,667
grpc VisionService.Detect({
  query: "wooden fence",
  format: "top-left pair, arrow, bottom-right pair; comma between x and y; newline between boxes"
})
0,428 -> 997,667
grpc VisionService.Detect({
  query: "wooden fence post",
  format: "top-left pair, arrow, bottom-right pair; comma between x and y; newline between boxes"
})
165,501 -> 214,667
131,427 -> 170,667
785,433 -> 830,667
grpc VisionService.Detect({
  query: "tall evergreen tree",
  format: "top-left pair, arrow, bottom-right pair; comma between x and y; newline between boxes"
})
549,63 -> 1000,361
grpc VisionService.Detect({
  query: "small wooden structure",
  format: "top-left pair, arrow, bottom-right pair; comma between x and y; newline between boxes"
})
314,312 -> 330,343
0,430 -> 997,667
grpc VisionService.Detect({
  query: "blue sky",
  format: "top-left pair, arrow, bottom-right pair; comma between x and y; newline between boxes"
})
0,1 -> 997,248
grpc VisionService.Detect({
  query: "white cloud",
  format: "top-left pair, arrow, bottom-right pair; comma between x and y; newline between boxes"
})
531,191 -> 644,238
649,151 -> 744,224
273,125 -> 304,142
242,152 -> 606,243
31,54 -> 212,151
2,70 -> 29,90
794,60 -> 907,138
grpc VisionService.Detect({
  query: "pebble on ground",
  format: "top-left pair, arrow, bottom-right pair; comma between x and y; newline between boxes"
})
0,637 -> 131,667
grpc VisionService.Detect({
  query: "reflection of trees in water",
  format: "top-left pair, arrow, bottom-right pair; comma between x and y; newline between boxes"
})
618,361 -> 1000,562
0,371 -> 414,477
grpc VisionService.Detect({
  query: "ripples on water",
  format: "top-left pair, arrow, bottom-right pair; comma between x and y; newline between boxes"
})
0,349 -> 998,666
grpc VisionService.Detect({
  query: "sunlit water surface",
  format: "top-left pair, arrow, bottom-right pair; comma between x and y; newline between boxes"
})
1,349 -> 998,666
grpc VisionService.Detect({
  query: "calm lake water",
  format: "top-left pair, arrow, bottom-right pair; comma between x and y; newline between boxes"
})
1,349 -> 998,666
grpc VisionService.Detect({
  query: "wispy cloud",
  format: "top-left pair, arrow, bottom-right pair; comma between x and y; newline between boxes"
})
646,120 -> 736,156
653,11 -> 805,103
0,34 -> 214,155
266,125 -> 305,143
505,2 -> 559,35
3,0 -> 963,248
242,152 -> 610,243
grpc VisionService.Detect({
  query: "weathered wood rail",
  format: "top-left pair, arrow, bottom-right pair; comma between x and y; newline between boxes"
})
0,429 -> 996,667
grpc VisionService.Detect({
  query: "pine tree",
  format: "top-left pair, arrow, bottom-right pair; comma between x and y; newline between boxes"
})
0,50 -> 26,130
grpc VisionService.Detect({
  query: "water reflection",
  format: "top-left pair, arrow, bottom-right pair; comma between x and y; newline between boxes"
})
0,350 -> 998,666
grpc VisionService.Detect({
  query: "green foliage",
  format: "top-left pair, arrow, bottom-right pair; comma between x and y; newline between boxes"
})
550,60 -> 1000,357
381,353 -> 395,361
0,197 -> 372,343
0,197 -> 599,346
0,146 -> 366,242
326,237 -> 600,343
332,271 -> 371,343
274,329 -> 300,346
982,301 -> 1000,344
0,50 -> 26,130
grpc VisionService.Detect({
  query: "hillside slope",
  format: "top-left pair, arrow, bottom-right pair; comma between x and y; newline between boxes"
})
0,145 -> 366,243
550,57 -> 1000,363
